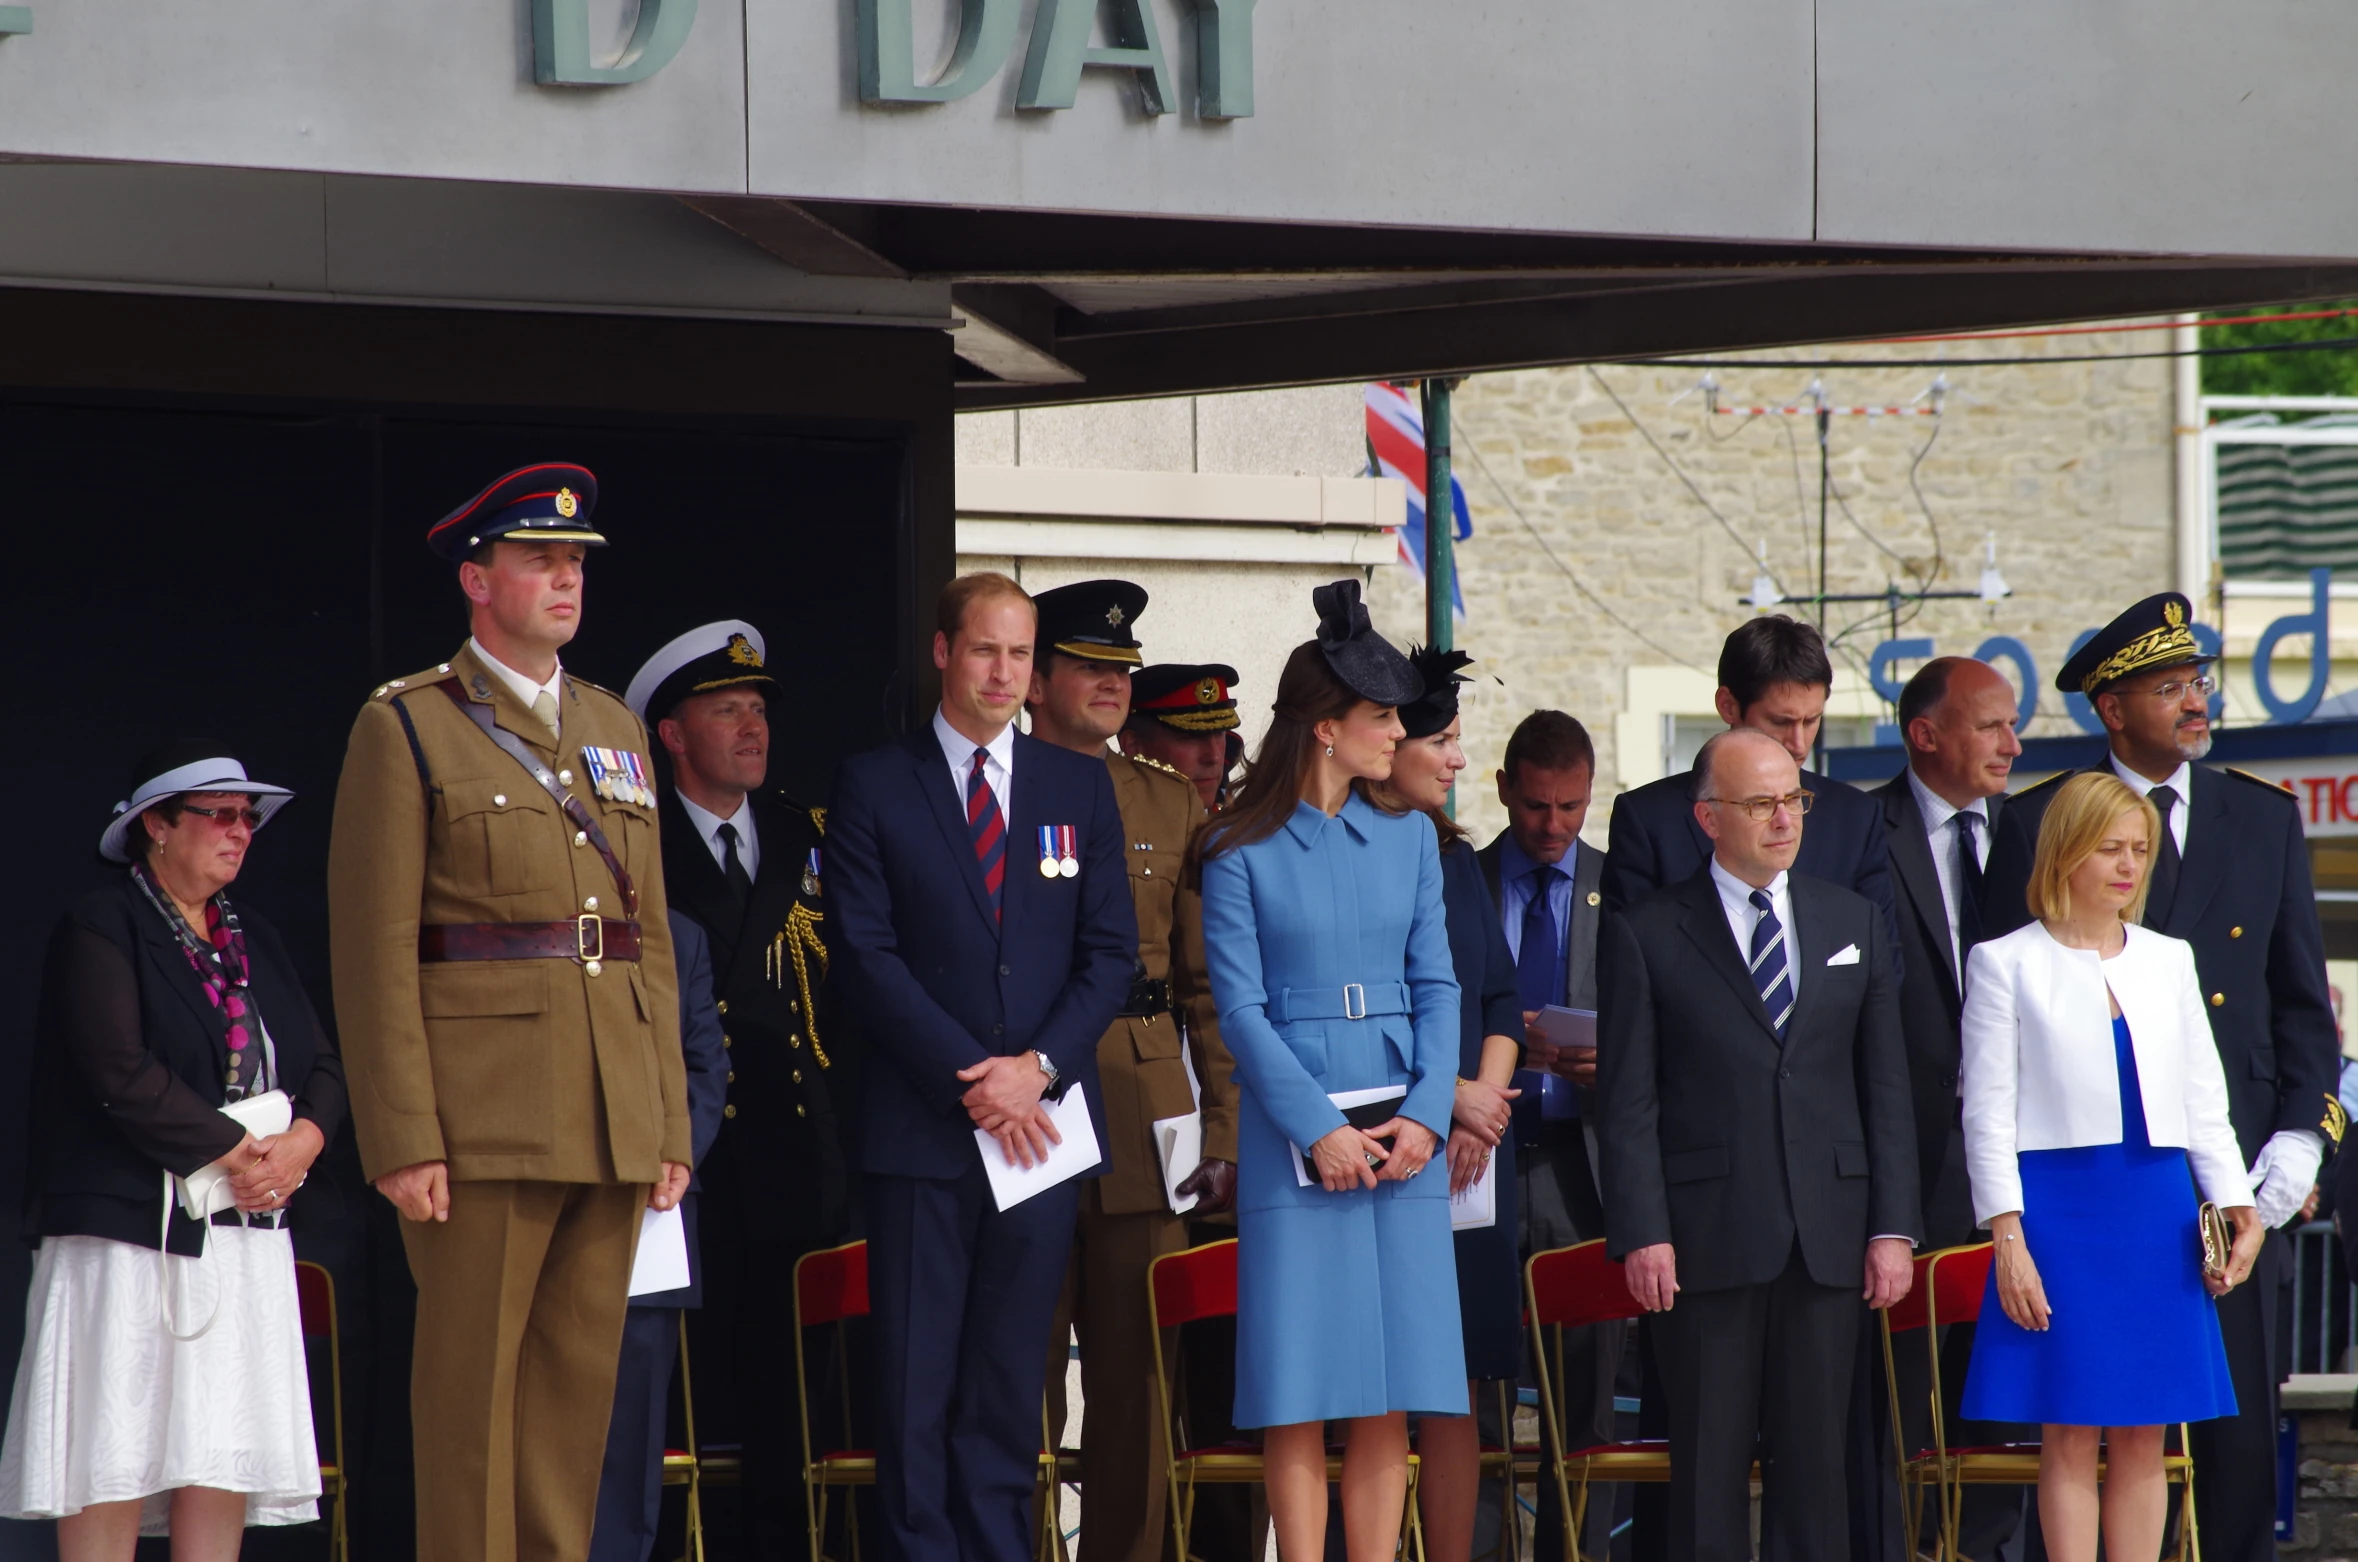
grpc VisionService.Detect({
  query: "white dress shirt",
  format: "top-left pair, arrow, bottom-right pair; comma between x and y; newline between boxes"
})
2107,752 -> 2194,856
677,790 -> 760,881
469,637 -> 565,718
934,705 -> 1016,821
1906,766 -> 1991,979
1709,858 -> 1798,1005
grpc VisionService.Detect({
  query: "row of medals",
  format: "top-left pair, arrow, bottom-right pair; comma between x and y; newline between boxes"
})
1041,851 -> 1079,879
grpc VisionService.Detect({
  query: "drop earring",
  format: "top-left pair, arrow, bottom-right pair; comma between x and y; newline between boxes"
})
1325,744 -> 1334,757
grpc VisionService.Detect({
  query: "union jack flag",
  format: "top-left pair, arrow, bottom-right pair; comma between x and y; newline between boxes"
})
1364,381 -> 1471,617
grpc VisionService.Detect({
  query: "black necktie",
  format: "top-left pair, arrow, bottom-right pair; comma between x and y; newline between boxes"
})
717,821 -> 754,910
1954,809 -> 1986,958
2146,785 -> 2182,929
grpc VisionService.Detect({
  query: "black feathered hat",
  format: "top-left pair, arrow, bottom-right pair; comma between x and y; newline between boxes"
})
1310,579 -> 1423,707
1399,646 -> 1476,740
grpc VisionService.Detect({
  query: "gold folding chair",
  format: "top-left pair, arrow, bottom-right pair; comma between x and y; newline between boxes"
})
1148,1238 -> 1424,1562
293,1261 -> 349,1562
795,1241 -> 876,1562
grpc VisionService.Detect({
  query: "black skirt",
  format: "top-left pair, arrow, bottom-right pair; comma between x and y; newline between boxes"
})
1452,1129 -> 1524,1382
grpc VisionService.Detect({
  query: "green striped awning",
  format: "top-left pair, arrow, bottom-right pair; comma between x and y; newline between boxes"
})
2218,416 -> 2358,578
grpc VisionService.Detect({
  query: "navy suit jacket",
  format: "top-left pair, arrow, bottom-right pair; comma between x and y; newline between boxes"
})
1602,763 -> 1903,976
635,910 -> 728,1308
829,724 -> 1138,1181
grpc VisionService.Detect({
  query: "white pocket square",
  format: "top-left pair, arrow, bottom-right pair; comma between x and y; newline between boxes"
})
1826,944 -> 1862,967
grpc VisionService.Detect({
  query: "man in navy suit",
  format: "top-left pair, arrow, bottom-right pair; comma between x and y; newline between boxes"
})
590,910 -> 729,1562
829,572 -> 1137,1562
1603,615 -> 1905,1562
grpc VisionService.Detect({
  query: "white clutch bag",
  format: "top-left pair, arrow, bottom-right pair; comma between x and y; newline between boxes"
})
173,1089 -> 292,1221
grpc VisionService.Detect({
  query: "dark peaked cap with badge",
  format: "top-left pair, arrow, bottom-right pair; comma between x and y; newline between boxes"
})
2055,591 -> 2217,694
1132,663 -> 1242,733
624,619 -> 779,725
1033,579 -> 1149,665
426,462 -> 605,563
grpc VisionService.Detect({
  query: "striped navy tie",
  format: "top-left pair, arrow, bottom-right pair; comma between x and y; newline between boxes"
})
1748,888 -> 1795,1040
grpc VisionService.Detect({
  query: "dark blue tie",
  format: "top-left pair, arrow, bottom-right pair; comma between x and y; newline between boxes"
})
1513,865 -> 1571,1142
1749,888 -> 1795,1040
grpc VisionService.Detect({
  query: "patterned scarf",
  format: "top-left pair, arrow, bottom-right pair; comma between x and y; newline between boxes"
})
130,863 -> 274,1101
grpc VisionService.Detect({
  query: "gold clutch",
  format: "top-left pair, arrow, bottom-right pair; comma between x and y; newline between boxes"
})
2198,1201 -> 2231,1281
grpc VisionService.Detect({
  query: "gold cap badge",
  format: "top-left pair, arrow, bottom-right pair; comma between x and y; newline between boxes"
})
555,487 -> 579,519
726,633 -> 764,668
1106,603 -> 1126,628
1197,678 -> 1220,705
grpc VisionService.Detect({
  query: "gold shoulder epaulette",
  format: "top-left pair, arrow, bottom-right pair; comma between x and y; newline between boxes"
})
2224,765 -> 2296,798
371,661 -> 461,702
770,792 -> 827,835
1128,753 -> 1191,785
2326,1093 -> 2348,1147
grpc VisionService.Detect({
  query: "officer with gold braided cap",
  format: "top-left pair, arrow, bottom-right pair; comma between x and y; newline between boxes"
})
1984,591 -> 2339,1562
625,619 -> 851,1561
1122,663 -> 1243,810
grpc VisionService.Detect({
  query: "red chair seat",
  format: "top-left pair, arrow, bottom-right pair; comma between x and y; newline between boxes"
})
818,1448 -> 877,1463
1564,1438 -> 1669,1459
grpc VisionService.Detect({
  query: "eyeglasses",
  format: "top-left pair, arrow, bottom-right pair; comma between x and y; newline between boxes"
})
1704,790 -> 1815,823
2130,675 -> 2216,702
180,802 -> 264,831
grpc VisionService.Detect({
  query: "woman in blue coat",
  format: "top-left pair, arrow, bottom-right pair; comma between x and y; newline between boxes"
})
1370,646 -> 1525,1562
1195,580 -> 1466,1562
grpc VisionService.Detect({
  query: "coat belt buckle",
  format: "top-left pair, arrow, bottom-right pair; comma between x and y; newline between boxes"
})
576,913 -> 604,963
1342,982 -> 1367,1021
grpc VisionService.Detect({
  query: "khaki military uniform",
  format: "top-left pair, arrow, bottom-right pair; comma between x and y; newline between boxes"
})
1047,752 -> 1239,1562
328,641 -> 688,1562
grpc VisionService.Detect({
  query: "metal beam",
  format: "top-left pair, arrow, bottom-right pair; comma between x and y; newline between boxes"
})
949,282 -> 1084,385
675,195 -> 908,279
957,262 -> 2358,410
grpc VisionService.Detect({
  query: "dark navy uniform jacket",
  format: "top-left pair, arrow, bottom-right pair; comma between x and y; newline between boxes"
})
1982,755 -> 2341,1162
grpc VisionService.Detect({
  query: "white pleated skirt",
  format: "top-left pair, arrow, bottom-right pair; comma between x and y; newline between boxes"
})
0,1227 -> 322,1533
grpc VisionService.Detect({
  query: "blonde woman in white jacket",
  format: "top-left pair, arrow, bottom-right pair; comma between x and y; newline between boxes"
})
1958,771 -> 2262,1562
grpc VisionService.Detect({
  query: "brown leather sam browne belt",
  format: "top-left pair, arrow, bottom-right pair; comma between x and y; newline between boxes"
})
419,915 -> 643,965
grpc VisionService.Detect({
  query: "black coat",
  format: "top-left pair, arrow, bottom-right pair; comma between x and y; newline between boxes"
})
1601,764 -> 1902,977
659,789 -> 853,1248
1983,755 -> 2340,1161
24,876 -> 347,1256
1872,774 -> 2004,1209
1596,869 -> 1918,1293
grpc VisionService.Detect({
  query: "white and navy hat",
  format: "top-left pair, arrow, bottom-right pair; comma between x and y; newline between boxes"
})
100,741 -> 295,864
626,620 -> 778,724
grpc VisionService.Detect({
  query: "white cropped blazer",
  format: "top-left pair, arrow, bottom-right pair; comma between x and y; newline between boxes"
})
1959,920 -> 2250,1228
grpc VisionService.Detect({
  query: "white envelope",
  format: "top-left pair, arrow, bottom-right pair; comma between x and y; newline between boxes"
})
1451,1154 -> 1497,1231
628,1204 -> 691,1297
1826,943 -> 1862,967
975,1088 -> 1105,1211
1154,1110 -> 1205,1214
1290,1085 -> 1410,1189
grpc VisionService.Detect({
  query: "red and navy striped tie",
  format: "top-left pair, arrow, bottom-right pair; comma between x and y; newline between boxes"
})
966,747 -> 1006,923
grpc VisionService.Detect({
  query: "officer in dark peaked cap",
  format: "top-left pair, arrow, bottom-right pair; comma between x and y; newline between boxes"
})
328,462 -> 691,1562
627,619 -> 853,1562
1983,590 -> 2341,1562
1121,662 -> 1244,811
1024,581 -> 1240,1562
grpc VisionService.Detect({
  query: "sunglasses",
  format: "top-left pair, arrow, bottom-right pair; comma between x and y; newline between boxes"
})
180,802 -> 265,831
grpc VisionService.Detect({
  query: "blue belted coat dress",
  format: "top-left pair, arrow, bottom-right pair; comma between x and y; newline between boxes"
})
1200,794 -> 1467,1428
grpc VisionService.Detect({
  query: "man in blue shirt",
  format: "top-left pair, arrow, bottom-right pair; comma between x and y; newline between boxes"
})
1475,709 -> 1614,1562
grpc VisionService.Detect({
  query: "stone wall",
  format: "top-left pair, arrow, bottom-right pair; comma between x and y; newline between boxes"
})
2290,1376 -> 2358,1554
956,329 -> 2182,845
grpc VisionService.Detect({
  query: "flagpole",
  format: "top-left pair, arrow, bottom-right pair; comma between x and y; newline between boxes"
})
1420,377 -> 1458,655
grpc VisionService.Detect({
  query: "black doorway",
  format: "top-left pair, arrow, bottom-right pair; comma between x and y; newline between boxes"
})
0,395 -> 910,1560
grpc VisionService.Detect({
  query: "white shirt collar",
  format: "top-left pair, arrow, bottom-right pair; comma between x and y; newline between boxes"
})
1709,857 -> 1789,915
1905,765 -> 1989,836
675,789 -> 757,878
469,637 -> 564,711
2107,751 -> 2194,803
934,705 -> 1017,777
1710,857 -> 1799,996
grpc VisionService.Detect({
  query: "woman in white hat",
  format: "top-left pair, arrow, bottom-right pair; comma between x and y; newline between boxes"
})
0,741 -> 345,1556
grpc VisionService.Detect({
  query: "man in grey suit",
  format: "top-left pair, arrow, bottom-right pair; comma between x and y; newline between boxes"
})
1476,710 -> 1615,1562
1870,658 -> 2024,1561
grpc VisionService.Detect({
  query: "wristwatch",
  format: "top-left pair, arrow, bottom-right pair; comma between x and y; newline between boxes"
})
1034,1050 -> 1061,1094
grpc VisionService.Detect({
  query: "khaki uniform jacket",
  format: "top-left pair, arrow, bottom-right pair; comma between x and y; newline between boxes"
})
1095,752 -> 1240,1216
328,642 -> 690,1185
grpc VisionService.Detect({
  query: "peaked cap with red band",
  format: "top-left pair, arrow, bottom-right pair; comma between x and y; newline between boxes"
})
427,462 -> 606,563
1130,662 -> 1242,733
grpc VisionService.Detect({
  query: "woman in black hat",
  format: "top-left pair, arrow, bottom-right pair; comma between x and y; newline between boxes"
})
1367,647 -> 1525,1562
1193,581 -> 1467,1561
0,743 -> 347,1555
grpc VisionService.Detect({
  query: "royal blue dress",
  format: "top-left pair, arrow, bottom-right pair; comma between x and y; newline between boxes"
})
1200,795 -> 1467,1428
1961,1015 -> 2237,1426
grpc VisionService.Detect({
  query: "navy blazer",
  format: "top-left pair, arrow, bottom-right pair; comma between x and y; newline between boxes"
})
635,910 -> 729,1309
828,725 -> 1137,1181
1601,763 -> 1902,976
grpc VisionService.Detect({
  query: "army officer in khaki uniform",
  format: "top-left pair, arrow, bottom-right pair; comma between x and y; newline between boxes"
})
328,464 -> 691,1562
1026,581 -> 1240,1562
